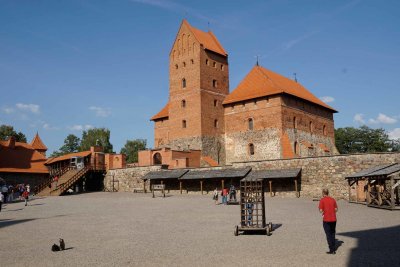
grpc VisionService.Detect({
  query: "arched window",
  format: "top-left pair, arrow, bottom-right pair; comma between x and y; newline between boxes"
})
214,99 -> 218,107
182,120 -> 187,128
183,62 -> 186,67
293,116 -> 297,129
153,153 -> 162,165
182,78 -> 186,88
220,64 -> 224,71
213,79 -> 217,88
181,100 -> 186,108
294,141 -> 299,156
309,121 -> 313,133
249,143 -> 255,155
323,125 -> 327,136
214,119 -> 218,128
248,118 -> 254,130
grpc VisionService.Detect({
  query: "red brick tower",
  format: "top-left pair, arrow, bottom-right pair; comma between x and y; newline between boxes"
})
152,20 -> 228,164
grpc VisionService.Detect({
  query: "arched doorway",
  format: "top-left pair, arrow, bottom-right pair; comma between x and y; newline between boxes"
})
153,153 -> 162,165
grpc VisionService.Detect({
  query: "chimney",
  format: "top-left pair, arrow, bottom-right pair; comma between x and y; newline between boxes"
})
6,136 -> 16,149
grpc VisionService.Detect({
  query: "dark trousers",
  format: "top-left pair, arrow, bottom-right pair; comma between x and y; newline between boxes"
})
0,202 -> 2,212
323,221 -> 336,252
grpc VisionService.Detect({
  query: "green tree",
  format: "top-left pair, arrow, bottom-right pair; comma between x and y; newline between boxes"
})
49,150 -> 64,158
80,128 -> 113,153
60,134 -> 81,154
335,126 -> 391,154
120,139 -> 147,163
0,124 -> 27,142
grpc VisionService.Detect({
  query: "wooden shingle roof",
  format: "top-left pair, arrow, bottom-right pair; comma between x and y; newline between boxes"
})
244,168 -> 301,180
180,167 -> 251,180
142,169 -> 189,180
346,163 -> 400,179
30,132 -> 47,151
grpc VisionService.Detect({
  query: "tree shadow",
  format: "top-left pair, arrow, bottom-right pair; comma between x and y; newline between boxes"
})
0,218 -> 36,229
338,225 -> 400,266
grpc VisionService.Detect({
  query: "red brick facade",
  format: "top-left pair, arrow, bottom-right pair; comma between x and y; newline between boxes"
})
143,20 -> 338,168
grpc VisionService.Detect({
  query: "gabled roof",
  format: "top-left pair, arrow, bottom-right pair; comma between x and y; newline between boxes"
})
151,103 -> 169,121
202,156 -> 219,167
180,166 -> 251,180
223,65 -> 337,112
244,168 -> 301,180
45,151 -> 92,165
30,132 -> 47,151
345,163 -> 399,179
142,169 -> 189,180
0,140 -> 48,173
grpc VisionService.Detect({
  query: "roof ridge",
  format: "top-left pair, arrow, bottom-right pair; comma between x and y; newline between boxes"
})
257,66 -> 286,93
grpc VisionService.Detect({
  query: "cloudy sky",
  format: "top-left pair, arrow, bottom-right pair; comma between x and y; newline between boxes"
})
1,0 -> 399,154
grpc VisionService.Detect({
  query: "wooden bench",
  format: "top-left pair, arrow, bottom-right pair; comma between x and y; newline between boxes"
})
133,188 -> 146,193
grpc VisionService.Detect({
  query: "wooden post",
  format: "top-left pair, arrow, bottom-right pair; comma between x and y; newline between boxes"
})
355,180 -> 359,203
348,181 -> 352,202
221,179 -> 225,190
390,176 -> 395,209
180,181 -> 182,194
294,179 -> 299,198
367,180 -> 371,204
143,179 -> 146,194
200,180 -> 203,195
269,180 -> 272,197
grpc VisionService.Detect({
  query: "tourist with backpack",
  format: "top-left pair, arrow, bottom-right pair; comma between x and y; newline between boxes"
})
22,190 -> 29,206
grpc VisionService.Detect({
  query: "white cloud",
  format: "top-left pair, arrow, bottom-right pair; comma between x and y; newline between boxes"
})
2,107 -> 14,114
388,128 -> 400,140
283,30 -> 320,50
353,113 -> 365,124
89,106 -> 111,118
16,103 -> 40,114
68,124 -> 94,131
43,123 -> 59,130
368,113 -> 397,124
320,96 -> 335,103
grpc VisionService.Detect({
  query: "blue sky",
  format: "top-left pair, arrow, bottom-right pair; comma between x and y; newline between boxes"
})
1,0 -> 399,154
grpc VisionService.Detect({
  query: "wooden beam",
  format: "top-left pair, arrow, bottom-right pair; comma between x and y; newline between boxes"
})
367,182 -> 371,204
221,179 -> 224,190
294,179 -> 299,198
143,180 -> 146,194
355,181 -> 359,203
180,181 -> 182,194
269,180 -> 272,197
391,176 -> 395,209
200,180 -> 203,195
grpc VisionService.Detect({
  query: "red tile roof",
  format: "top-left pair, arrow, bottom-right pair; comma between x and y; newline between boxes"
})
151,103 -> 169,121
30,132 -> 48,151
183,20 -> 227,56
45,151 -> 92,165
202,156 -> 219,167
0,139 -> 48,173
223,65 -> 337,112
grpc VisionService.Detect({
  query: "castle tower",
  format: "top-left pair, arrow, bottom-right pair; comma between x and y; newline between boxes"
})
30,132 -> 48,156
152,20 -> 228,164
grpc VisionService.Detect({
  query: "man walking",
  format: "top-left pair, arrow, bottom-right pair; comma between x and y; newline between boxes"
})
319,188 -> 338,254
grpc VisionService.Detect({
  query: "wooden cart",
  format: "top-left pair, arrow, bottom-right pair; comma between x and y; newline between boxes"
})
234,178 -> 272,236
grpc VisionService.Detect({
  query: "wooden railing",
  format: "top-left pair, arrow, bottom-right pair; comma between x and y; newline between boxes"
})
37,166 -> 72,194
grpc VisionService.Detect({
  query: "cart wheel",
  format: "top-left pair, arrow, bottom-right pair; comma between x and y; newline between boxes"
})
268,222 -> 273,232
266,227 -> 271,236
234,225 -> 239,236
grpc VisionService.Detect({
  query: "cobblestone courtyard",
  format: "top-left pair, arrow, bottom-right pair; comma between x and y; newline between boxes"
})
0,192 -> 399,266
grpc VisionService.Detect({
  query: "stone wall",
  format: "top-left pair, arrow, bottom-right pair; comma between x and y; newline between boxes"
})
233,152 -> 400,199
104,165 -> 161,192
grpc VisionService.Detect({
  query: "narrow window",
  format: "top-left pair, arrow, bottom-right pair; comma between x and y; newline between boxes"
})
182,120 -> 187,128
249,143 -> 255,155
212,79 -> 217,88
206,59 -> 209,65
214,100 -> 218,107
191,59 -> 194,64
294,141 -> 299,155
183,62 -> 186,67
323,125 -> 327,136
181,100 -> 186,108
213,61 -> 216,68
214,119 -> 218,128
175,64 -> 178,69
248,118 -> 254,130
293,116 -> 297,129
220,64 -> 224,71
309,121 -> 313,133
182,78 -> 186,88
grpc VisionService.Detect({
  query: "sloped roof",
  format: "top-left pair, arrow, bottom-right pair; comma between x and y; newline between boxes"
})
0,140 -> 48,173
180,166 -> 251,180
151,103 -> 169,121
30,132 -> 48,151
223,65 -> 337,112
142,169 -> 189,180
183,20 -> 227,56
346,163 -> 400,179
201,156 -> 219,167
244,168 -> 301,180
45,151 -> 92,165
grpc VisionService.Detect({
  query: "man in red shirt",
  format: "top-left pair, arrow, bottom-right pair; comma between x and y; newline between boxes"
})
319,188 -> 338,254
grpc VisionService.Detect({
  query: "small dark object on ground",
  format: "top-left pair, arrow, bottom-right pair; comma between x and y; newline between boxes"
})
51,244 -> 60,252
59,238 -> 65,250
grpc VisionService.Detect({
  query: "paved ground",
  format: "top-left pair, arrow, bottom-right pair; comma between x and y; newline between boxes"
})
0,192 -> 399,267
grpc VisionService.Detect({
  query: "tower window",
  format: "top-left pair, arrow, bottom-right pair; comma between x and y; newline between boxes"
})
249,143 -> 255,155
182,78 -> 186,88
214,99 -> 218,107
183,62 -> 186,67
294,141 -> 299,156
309,121 -> 313,133
214,119 -> 218,128
206,59 -> 209,65
220,64 -> 224,71
191,59 -> 194,64
212,79 -> 217,88
293,116 -> 297,129
248,118 -> 254,130
213,61 -> 216,68
181,100 -> 186,108
175,64 -> 178,69
323,125 -> 327,136
182,120 -> 187,128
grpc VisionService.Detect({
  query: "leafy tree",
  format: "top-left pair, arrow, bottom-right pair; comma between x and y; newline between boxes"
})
120,139 -> 147,163
60,134 -> 81,154
335,126 -> 392,154
49,150 -> 64,158
80,128 -> 113,153
0,124 -> 27,142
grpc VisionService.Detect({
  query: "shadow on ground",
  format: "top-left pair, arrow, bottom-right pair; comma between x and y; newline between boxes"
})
338,224 -> 400,266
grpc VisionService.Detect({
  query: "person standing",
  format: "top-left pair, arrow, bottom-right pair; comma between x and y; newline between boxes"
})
1,184 -> 8,204
22,190 -> 29,206
319,188 -> 338,254
0,191 -> 4,212
213,188 -> 219,205
222,187 -> 228,205
54,176 -> 59,189
229,184 -> 237,202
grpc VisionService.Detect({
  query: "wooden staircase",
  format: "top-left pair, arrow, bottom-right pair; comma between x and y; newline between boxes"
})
37,166 -> 90,196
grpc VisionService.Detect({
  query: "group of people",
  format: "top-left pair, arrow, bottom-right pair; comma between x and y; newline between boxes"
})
0,183 -> 31,211
213,184 -> 237,205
